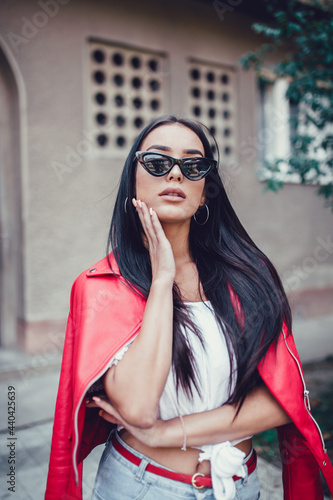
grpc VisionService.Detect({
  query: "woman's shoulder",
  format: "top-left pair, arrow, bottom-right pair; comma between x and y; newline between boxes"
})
84,252 -> 120,278
76,252 -> 119,280
68,251 -> 146,318
70,252 -> 120,295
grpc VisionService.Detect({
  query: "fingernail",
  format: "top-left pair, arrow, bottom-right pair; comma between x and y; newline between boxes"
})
138,199 -> 142,208
149,207 -> 153,216
93,396 -> 101,402
132,198 -> 137,207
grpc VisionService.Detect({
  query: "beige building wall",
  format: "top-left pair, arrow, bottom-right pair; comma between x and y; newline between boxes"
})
0,0 -> 332,356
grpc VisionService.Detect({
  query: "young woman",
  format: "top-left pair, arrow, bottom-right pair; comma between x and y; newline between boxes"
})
45,116 -> 333,500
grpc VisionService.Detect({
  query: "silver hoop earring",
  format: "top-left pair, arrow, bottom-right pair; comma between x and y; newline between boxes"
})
124,197 -> 128,214
193,204 -> 209,225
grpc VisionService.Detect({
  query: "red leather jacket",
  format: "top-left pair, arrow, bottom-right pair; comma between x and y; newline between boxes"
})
45,253 -> 333,500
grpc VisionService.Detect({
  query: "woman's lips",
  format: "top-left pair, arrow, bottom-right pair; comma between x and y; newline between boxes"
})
159,188 -> 186,199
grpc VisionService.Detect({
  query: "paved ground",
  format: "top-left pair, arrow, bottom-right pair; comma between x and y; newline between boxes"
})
0,348 -> 330,500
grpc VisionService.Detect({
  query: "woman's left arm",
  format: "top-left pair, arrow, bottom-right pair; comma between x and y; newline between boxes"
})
93,381 -> 291,448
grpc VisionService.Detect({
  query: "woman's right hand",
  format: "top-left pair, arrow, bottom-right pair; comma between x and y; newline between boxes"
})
102,199 -> 175,427
133,198 -> 176,285
93,396 -> 166,448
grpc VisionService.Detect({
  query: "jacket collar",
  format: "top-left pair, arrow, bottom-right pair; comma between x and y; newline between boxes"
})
86,252 -> 120,277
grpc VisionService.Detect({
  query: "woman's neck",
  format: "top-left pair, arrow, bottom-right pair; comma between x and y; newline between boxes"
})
161,221 -> 205,302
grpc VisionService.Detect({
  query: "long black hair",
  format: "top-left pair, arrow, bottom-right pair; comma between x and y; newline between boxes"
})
107,115 -> 292,409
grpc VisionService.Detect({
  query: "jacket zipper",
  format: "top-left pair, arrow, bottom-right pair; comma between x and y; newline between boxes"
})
72,336 -> 137,485
72,361 -> 113,485
282,328 -> 327,454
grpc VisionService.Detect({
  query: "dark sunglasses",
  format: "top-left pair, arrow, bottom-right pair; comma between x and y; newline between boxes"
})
135,151 -> 217,181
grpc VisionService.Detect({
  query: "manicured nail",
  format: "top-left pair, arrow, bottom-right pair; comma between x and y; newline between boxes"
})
93,396 -> 101,402
149,207 -> 153,216
132,198 -> 137,207
138,199 -> 142,208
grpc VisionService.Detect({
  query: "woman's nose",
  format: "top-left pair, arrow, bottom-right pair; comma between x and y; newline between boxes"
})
167,164 -> 183,182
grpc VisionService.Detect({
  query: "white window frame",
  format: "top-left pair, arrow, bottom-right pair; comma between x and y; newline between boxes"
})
257,75 -> 333,186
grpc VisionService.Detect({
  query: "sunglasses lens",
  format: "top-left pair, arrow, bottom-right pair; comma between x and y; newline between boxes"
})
142,154 -> 171,175
182,159 -> 212,179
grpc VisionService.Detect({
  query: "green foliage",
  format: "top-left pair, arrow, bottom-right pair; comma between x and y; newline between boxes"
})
253,428 -> 280,465
240,0 -> 333,211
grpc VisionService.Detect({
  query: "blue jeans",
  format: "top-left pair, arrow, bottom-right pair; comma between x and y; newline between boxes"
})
91,432 -> 261,500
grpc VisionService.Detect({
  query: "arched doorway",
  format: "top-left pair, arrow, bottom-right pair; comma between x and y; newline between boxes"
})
0,43 -> 24,349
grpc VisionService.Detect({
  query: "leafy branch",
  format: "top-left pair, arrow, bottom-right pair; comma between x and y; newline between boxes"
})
240,0 -> 333,210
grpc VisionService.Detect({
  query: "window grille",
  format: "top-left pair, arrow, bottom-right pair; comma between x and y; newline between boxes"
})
87,39 -> 168,156
187,60 -> 237,166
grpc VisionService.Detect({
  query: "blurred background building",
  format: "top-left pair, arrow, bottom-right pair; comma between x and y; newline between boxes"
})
0,0 -> 332,360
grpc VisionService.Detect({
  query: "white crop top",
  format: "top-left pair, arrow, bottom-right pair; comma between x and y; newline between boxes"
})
109,301 -> 252,500
158,300 -> 236,422
109,301 -> 248,446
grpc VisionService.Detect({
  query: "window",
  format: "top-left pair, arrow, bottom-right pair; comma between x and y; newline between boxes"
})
258,76 -> 333,185
87,39 -> 168,156
187,60 -> 237,166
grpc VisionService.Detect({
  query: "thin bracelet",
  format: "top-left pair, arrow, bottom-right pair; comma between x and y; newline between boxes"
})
179,415 -> 187,451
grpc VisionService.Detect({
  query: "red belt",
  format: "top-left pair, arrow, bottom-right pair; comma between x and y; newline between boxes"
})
112,435 -> 257,490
